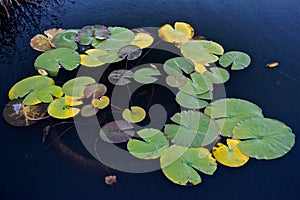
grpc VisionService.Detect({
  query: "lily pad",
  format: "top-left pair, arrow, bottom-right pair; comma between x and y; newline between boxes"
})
84,83 -> 107,98
203,67 -> 230,84
212,139 -> 249,167
175,91 -> 208,109
91,96 -> 110,109
52,29 -> 78,50
219,51 -> 251,70
233,118 -> 295,160
133,67 -> 161,84
100,120 -> 135,143
160,145 -> 217,185
80,104 -> 99,117
30,34 -> 52,52
80,49 -> 106,67
164,57 -> 195,75
122,106 -> 146,123
37,85 -> 63,103
158,22 -> 194,44
117,45 -> 142,60
44,28 -> 65,40
34,48 -> 80,76
164,111 -> 220,147
181,40 -> 224,64
197,90 -> 213,100
76,25 -> 110,45
131,32 -> 153,49
48,97 -> 80,119
179,72 -> 212,96
8,75 -> 55,105
166,74 -> 187,87
108,69 -> 134,85
127,128 -> 169,159
62,77 -> 96,97
3,99 -> 48,126
204,98 -> 264,137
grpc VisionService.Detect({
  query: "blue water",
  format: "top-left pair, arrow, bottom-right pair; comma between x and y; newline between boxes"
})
0,0 -> 299,199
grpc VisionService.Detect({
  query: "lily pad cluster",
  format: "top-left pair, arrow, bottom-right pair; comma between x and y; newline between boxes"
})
3,22 -> 295,186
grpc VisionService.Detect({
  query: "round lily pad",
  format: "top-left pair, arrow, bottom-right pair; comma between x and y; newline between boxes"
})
131,32 -> 154,49
133,67 -> 161,84
203,67 -> 230,84
34,48 -> 80,76
108,69 -> 134,85
164,57 -> 195,75
219,51 -> 251,70
76,25 -> 110,45
166,74 -> 187,87
30,34 -> 52,52
52,29 -> 78,50
212,139 -> 249,167
37,85 -> 63,103
175,91 -> 208,109
48,97 -> 80,119
117,45 -> 142,60
127,128 -> 169,159
80,104 -> 99,117
80,49 -> 106,67
62,76 -> 96,97
100,120 -> 135,143
91,96 -> 110,109
84,83 -> 107,98
44,28 -> 65,40
158,22 -> 194,44
122,106 -> 146,123
179,72 -> 212,96
233,118 -> 295,160
160,145 -> 217,185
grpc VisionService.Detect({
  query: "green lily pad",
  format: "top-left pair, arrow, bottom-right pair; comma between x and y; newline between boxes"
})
8,75 -> 55,105
62,77 -> 96,97
219,51 -> 251,70
164,57 -> 195,75
80,49 -> 106,67
52,29 -> 78,50
76,25 -> 110,45
84,83 -> 107,98
100,120 -> 135,143
117,45 -> 142,60
197,90 -> 213,100
203,67 -> 230,84
108,69 -> 134,85
37,85 -> 63,103
166,74 -> 187,87
48,97 -> 80,119
127,128 -> 169,159
160,145 -> 217,185
179,72 -> 212,96
34,48 -> 80,76
204,98 -> 264,137
181,40 -> 224,64
133,67 -> 161,84
175,91 -> 208,109
122,106 -> 146,123
164,111 -> 220,147
3,99 -> 48,126
233,118 -> 295,159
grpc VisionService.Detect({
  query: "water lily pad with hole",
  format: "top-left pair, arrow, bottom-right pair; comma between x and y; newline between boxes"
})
48,97 -> 80,119
164,111 -> 220,147
127,128 -> 169,159
8,75 -> 55,105
122,106 -> 146,123
34,48 -> 80,76
160,145 -> 217,185
233,118 -> 295,160
62,77 -> 96,97
30,34 -> 52,52
37,85 -> 63,103
117,45 -> 142,60
158,22 -> 194,44
52,29 -> 78,50
179,72 -> 212,96
175,91 -> 208,109
219,51 -> 251,70
204,98 -> 264,137
92,96 -> 110,109
108,69 -> 134,85
203,67 -> 230,84
181,40 -> 224,64
133,67 -> 161,84
100,120 -> 135,143
164,57 -> 195,75
212,139 -> 249,167
3,99 -> 48,126
131,32 -> 153,48
76,25 -> 110,45
84,83 -> 107,98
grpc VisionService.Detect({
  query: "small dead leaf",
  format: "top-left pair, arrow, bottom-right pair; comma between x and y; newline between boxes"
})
105,175 -> 117,186
266,62 -> 279,68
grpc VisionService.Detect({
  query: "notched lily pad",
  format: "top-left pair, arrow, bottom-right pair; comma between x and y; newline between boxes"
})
175,91 -> 208,109
133,67 -> 161,84
80,104 -> 98,117
122,106 -> 146,123
62,76 -> 96,97
158,22 -> 194,44
92,96 -> 110,109
30,34 -> 52,52
48,97 -> 80,119
37,85 -> 63,103
164,57 -> 195,75
84,83 -> 107,98
108,69 -> 134,85
131,32 -> 153,49
117,45 -> 142,60
166,74 -> 187,88
179,72 -> 212,96
76,25 -> 110,45
203,67 -> 230,84
52,29 -> 78,50
219,51 -> 251,70
100,120 -> 135,143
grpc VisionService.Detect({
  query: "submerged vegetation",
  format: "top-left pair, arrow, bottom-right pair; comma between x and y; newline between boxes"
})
3,22 -> 295,186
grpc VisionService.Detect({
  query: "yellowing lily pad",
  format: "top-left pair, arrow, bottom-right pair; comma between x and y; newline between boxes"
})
131,32 -> 153,48
158,22 -> 194,44
80,49 -> 106,67
92,96 -> 110,109
65,95 -> 83,106
30,34 -> 52,52
62,77 -> 96,97
122,106 -> 146,123
48,97 -> 80,119
37,85 -> 63,103
212,139 -> 249,167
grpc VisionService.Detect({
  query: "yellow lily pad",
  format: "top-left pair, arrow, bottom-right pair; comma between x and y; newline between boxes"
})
158,22 -> 194,44
131,33 -> 154,49
122,106 -> 146,123
48,97 -> 80,119
64,95 -> 83,106
92,96 -> 110,109
212,139 -> 249,167
80,49 -> 106,67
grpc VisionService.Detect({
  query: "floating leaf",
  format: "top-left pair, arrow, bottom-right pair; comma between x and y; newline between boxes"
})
197,90 -> 213,100
108,69 -> 134,85
266,62 -> 279,68
122,106 -> 146,123
194,62 -> 207,73
100,120 -> 135,143
219,51 -> 251,70
38,69 -> 48,76
37,85 -> 63,103
48,97 -> 80,119
164,111 -> 220,147
80,49 -> 106,67
179,72 -> 212,96
30,34 -> 52,52
34,48 -> 80,76
160,145 -> 217,185
91,96 -> 110,109
233,118 -> 295,160
127,128 -> 169,159
52,29 -> 78,50
175,91 -> 208,109
3,99 -> 48,126
158,22 -> 194,44
133,67 -> 161,84
212,139 -> 249,167
62,77 -> 96,97
80,104 -> 98,117
203,67 -> 230,84
44,28 -> 65,40
76,25 -> 110,45
84,83 -> 107,98
166,74 -> 187,87
65,95 -> 83,106
164,57 -> 194,75
181,40 -> 224,64
8,75 -> 55,105
117,45 -> 142,60
131,32 -> 153,48
204,98 -> 264,137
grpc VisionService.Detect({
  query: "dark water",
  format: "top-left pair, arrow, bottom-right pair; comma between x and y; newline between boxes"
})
0,0 -> 300,199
